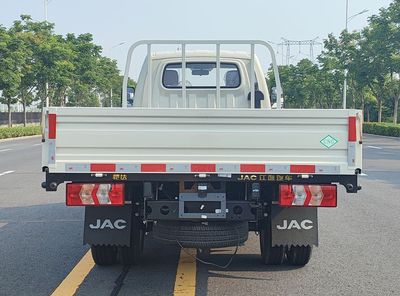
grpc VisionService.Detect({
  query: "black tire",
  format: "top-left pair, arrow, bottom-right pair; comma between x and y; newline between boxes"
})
259,221 -> 285,265
91,245 -> 118,266
119,214 -> 144,265
153,221 -> 248,248
287,245 -> 312,266
119,184 -> 145,266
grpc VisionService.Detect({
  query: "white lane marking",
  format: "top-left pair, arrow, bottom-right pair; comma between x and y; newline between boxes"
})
0,171 -> 15,177
33,143 -> 41,146
0,223 -> 8,228
0,149 -> 12,152
367,145 -> 383,150
360,173 -> 368,177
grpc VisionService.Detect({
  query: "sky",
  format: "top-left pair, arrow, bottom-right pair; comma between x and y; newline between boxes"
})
0,0 -> 393,76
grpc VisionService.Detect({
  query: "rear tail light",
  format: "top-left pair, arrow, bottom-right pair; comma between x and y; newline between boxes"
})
348,116 -> 357,142
66,183 -> 124,206
279,184 -> 337,207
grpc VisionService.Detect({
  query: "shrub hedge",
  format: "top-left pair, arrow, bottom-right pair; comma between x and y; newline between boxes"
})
363,122 -> 400,137
0,125 -> 42,139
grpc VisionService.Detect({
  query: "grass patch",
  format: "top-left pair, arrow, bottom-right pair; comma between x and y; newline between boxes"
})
0,125 -> 42,139
363,122 -> 400,137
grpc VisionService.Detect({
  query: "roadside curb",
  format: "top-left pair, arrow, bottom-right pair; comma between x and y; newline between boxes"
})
363,133 -> 400,140
0,135 -> 41,143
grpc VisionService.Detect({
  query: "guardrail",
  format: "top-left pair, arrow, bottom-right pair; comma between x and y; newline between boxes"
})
122,40 -> 283,109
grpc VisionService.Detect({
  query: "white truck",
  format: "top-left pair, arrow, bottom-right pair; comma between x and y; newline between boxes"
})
41,40 -> 362,266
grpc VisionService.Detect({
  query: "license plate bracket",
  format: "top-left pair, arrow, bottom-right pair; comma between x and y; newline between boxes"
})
179,193 -> 226,219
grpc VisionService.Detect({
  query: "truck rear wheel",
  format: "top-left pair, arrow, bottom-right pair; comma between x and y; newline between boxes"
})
91,245 -> 118,266
287,245 -> 312,266
259,221 -> 285,265
119,215 -> 144,265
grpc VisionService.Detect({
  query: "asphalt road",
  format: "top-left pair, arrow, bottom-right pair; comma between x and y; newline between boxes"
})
0,134 -> 399,296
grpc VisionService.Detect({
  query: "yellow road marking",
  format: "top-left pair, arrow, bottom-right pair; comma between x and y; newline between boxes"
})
51,250 -> 94,296
173,248 -> 197,296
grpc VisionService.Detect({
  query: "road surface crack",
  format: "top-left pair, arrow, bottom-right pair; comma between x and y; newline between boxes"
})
109,265 -> 130,296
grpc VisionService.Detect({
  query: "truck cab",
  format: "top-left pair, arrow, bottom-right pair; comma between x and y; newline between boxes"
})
133,51 -> 270,109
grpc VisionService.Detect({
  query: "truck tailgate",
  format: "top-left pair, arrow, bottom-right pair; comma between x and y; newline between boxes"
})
42,108 -> 362,175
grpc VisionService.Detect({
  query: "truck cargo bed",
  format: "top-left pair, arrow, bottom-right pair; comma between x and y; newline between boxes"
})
42,107 -> 362,175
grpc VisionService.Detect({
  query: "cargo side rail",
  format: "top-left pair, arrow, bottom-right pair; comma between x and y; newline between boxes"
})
122,40 -> 283,109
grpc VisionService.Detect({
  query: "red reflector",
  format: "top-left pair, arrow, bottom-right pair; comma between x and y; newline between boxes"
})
279,184 -> 337,207
348,116 -> 357,142
290,165 -> 315,174
141,163 -> 166,172
48,114 -> 57,139
90,164 -> 116,172
240,164 -> 266,173
66,183 -> 124,206
191,164 -> 216,172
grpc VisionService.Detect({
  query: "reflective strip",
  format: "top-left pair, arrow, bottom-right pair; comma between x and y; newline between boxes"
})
290,165 -> 316,174
90,164 -> 116,172
48,139 -> 56,165
66,164 -> 90,172
62,163 -> 340,174
191,164 -> 216,172
216,164 -> 240,173
348,116 -> 357,142
167,164 -> 190,173
315,165 -> 340,174
116,164 -> 140,172
266,165 -> 290,173
240,164 -> 266,173
348,142 -> 356,166
141,164 -> 166,172
48,114 -> 57,139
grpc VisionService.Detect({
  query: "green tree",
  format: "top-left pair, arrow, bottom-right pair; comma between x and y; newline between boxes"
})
1,15 -> 128,127
0,25 -> 27,126
268,59 -> 342,109
65,33 -> 102,107
385,0 -> 400,123
11,16 -> 36,125
319,31 -> 364,110
385,76 -> 400,123
359,3 -> 399,122
96,56 -> 120,107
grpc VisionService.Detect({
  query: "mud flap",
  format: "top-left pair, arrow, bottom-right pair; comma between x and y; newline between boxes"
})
271,206 -> 318,247
83,206 -> 132,246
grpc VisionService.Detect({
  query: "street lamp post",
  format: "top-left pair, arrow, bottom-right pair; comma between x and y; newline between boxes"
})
342,0 -> 368,109
44,0 -> 48,22
44,0 -> 50,108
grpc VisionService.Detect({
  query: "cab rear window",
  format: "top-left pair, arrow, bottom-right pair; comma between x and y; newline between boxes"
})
162,62 -> 241,89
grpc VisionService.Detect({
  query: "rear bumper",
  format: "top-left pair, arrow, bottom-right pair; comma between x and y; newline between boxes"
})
42,172 -> 361,193
146,200 -> 258,221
